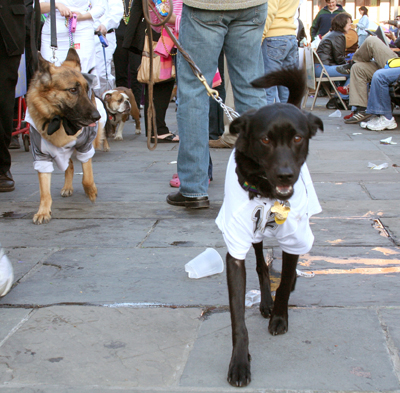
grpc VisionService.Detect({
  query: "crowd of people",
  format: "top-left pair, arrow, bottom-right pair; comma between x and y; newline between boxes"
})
1,0 -> 400,296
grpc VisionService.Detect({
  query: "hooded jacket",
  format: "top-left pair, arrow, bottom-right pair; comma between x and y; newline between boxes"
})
310,4 -> 346,41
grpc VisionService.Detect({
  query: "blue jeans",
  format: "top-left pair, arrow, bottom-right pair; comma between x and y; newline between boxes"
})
262,35 -> 298,104
176,4 -> 268,197
367,67 -> 400,119
314,64 -> 350,99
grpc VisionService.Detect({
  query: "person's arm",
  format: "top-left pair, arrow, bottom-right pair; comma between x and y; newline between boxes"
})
94,0 -> 124,33
310,12 -> 321,41
74,0 -> 105,22
332,35 -> 346,65
39,1 -> 72,17
382,20 -> 399,28
357,15 -> 369,31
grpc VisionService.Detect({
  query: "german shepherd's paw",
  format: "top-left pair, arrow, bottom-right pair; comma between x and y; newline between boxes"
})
84,184 -> 97,202
268,314 -> 288,336
228,352 -> 251,387
61,187 -> 73,197
33,211 -> 52,225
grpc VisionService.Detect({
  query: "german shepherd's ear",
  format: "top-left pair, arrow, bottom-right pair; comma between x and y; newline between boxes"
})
63,48 -> 82,71
37,52 -> 53,87
304,111 -> 324,138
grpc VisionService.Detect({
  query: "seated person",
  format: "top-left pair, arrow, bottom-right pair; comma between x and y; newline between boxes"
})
337,36 -> 400,123
315,13 -> 352,100
358,67 -> 400,131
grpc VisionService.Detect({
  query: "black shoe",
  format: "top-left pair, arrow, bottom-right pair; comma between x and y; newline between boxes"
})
344,111 -> 372,124
166,191 -> 209,209
336,61 -> 353,75
0,171 -> 15,192
8,136 -> 20,149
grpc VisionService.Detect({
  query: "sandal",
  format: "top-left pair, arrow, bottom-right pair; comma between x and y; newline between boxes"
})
151,133 -> 179,143
169,175 -> 210,188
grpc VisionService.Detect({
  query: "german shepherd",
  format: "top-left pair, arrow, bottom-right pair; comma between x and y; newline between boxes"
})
216,68 -> 323,387
26,48 -> 106,225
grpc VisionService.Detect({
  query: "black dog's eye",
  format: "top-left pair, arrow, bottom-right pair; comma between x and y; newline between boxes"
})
69,88 -> 78,94
294,135 -> 303,143
261,137 -> 270,145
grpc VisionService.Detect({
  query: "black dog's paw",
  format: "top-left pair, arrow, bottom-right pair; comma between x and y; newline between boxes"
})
259,299 -> 274,318
227,353 -> 251,387
268,314 -> 288,336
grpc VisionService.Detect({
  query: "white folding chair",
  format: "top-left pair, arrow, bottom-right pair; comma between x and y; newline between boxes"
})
302,47 -> 348,111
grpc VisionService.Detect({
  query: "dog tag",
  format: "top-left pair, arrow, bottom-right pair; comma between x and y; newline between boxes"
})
271,201 -> 291,225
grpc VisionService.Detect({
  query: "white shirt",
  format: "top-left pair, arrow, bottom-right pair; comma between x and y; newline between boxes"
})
93,0 -> 124,31
216,150 -> 322,260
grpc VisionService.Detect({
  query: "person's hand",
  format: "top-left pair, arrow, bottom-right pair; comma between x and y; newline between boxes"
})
96,24 -> 107,35
386,31 -> 396,41
56,2 -> 72,17
391,47 -> 400,52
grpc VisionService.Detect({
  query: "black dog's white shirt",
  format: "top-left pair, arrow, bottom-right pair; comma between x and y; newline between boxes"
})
216,150 -> 322,260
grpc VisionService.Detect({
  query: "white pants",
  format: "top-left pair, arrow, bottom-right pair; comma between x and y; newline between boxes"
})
93,32 -> 117,95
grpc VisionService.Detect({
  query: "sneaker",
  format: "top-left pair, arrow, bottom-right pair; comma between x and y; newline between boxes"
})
8,136 -> 20,149
209,136 -> 234,149
336,62 -> 353,75
366,115 -> 397,131
344,111 -> 354,120
344,111 -> 372,124
360,116 -> 379,129
337,85 -> 349,95
0,249 -> 14,297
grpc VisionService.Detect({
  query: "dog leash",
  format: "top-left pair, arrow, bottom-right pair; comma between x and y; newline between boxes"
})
141,0 -> 239,150
50,0 -> 58,63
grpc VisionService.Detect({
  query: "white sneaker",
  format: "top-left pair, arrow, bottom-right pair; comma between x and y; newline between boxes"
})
0,249 -> 14,297
366,116 -> 397,131
360,116 -> 379,129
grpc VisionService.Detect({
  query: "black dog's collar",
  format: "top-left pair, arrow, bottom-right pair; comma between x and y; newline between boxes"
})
241,181 -> 259,194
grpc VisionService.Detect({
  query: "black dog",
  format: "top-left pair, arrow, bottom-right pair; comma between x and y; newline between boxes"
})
216,68 -> 324,387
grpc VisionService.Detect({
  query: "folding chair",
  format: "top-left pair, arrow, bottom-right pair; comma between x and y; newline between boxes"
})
302,47 -> 348,111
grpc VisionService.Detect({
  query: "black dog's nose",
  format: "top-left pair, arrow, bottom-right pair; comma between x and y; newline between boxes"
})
277,170 -> 294,183
91,109 -> 101,121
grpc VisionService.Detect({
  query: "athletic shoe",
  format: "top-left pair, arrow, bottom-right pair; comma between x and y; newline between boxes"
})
366,115 -> 397,131
360,116 -> 379,129
337,85 -> 349,95
344,111 -> 354,120
344,111 -> 372,124
0,250 -> 14,297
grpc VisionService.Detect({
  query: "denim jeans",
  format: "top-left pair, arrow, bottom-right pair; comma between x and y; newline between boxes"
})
262,35 -> 298,104
367,67 -> 400,119
314,64 -> 350,99
176,3 -> 268,197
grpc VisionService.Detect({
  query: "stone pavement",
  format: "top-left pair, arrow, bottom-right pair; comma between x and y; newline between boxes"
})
1,98 -> 400,392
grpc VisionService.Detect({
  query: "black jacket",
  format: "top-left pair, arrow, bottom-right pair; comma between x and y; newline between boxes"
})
0,0 -> 26,56
316,30 -> 346,66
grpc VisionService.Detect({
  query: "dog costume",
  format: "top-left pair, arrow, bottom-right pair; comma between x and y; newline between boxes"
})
216,150 -> 322,260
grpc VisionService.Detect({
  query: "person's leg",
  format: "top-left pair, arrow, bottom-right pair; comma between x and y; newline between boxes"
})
113,37 -> 129,88
224,3 -> 268,115
0,45 -> 21,190
367,68 -> 400,119
349,62 -> 378,108
176,5 -> 225,197
128,50 -> 143,108
353,36 -> 394,68
277,36 -> 299,103
322,64 -> 350,99
153,79 -> 175,135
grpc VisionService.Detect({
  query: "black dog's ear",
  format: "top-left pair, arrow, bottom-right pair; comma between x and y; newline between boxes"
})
229,109 -> 257,135
305,112 -> 324,138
